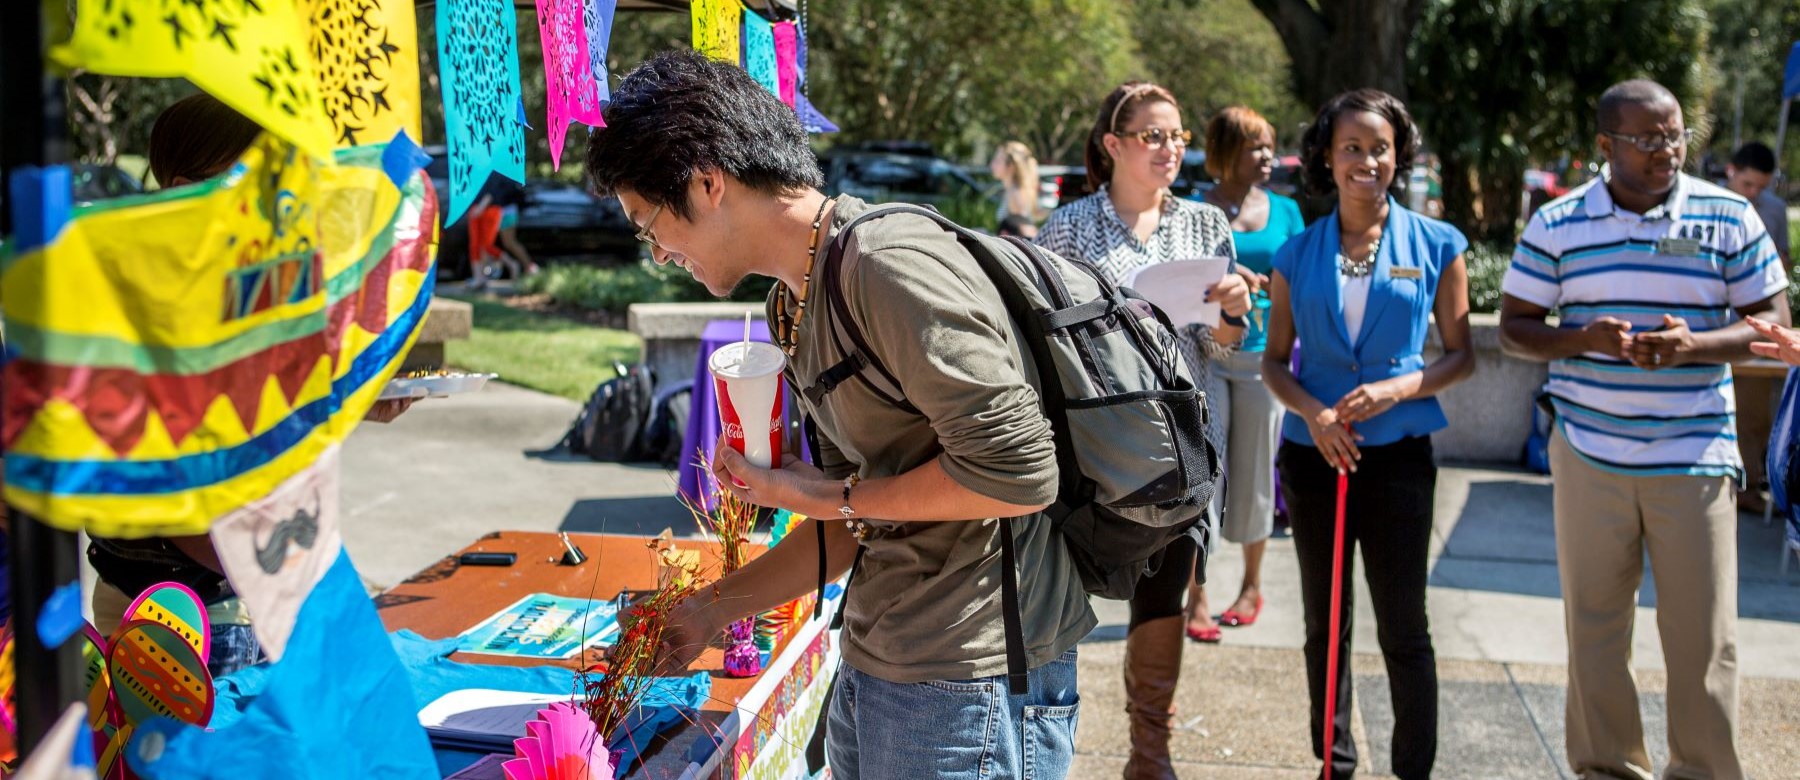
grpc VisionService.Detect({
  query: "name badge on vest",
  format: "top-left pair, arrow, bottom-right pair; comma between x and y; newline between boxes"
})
1389,266 -> 1423,280
1656,237 -> 1702,257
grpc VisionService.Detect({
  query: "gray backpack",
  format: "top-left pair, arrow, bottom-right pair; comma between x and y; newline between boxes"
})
804,204 -> 1218,694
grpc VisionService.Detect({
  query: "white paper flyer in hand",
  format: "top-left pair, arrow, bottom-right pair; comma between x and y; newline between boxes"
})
1119,257 -> 1232,328
455,593 -> 620,659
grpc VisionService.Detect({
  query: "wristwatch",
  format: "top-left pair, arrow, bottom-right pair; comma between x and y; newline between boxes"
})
1221,311 -> 1247,327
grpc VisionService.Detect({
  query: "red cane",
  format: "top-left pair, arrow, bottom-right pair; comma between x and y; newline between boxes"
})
1321,452 -> 1350,777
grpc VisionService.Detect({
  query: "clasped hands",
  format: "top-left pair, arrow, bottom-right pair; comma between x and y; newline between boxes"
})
1306,378 -> 1405,474
1580,314 -> 1694,370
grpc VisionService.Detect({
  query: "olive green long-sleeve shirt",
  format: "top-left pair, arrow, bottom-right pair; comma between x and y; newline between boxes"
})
769,196 -> 1095,684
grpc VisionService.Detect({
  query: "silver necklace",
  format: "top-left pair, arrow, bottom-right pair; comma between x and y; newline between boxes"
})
1338,235 -> 1382,278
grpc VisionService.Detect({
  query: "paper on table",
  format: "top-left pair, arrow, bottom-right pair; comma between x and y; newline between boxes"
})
446,753 -> 513,780
419,689 -> 571,747
1119,258 -> 1233,328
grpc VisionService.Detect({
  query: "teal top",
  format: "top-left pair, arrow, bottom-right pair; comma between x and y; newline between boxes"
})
1203,190 -> 1303,352
1231,191 -> 1305,276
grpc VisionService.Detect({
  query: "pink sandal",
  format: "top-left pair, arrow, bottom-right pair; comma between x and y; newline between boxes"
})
1220,595 -> 1265,627
1186,623 -> 1222,643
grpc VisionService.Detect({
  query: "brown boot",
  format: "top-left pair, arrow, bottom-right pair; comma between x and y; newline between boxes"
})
1122,615 -> 1185,780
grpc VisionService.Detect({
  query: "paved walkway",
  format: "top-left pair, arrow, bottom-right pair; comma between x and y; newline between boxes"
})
340,382 -> 1800,778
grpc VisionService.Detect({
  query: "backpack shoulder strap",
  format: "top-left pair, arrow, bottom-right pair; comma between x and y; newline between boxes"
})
805,206 -> 923,413
825,205 -> 1082,698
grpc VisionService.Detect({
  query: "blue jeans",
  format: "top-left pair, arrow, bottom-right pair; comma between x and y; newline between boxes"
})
826,649 -> 1080,780
210,623 -> 265,678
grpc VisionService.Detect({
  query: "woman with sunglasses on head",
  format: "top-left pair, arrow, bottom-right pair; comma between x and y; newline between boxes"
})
1037,81 -> 1251,780
1262,89 -> 1473,779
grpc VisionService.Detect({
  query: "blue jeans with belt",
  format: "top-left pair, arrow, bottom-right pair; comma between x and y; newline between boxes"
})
826,649 -> 1080,780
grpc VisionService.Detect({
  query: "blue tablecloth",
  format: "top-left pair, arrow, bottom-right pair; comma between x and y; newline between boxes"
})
679,319 -> 800,511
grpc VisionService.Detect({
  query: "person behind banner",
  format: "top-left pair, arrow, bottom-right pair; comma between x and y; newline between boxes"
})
1261,89 -> 1474,780
85,94 -> 417,678
590,51 -> 1092,780
1499,79 -> 1788,780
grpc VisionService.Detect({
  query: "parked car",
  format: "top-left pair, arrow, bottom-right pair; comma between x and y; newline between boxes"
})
1170,150 -> 1211,199
1039,165 -> 1087,209
423,147 -> 639,280
817,146 -> 990,210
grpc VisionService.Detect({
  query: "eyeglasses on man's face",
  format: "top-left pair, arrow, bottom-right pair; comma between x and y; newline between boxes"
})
634,203 -> 665,249
1603,128 -> 1694,153
1114,127 -> 1192,150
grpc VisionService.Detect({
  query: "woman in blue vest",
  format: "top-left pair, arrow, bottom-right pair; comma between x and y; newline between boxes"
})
1262,89 -> 1474,780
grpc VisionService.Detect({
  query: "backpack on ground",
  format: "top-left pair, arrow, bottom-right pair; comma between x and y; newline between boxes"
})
642,379 -> 696,469
563,362 -> 654,462
804,203 -> 1220,694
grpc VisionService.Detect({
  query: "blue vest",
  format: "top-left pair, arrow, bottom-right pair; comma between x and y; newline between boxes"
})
1271,197 -> 1468,447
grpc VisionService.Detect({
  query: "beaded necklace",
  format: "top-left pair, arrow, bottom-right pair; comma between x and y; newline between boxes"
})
774,196 -> 835,356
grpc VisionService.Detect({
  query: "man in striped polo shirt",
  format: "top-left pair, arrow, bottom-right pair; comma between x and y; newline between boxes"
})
1500,80 -> 1787,780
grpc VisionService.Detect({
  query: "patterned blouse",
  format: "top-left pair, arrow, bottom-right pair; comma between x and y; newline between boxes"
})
1036,186 -> 1238,457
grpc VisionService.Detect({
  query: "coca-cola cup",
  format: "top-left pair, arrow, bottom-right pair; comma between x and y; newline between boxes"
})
709,340 -> 786,486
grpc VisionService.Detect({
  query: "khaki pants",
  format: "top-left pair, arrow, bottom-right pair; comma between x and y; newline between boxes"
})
1550,429 -> 1742,780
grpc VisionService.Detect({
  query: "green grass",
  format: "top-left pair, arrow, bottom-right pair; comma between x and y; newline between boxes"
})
441,295 -> 641,401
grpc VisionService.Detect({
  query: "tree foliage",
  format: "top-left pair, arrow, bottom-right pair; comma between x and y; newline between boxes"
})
797,0 -> 1140,162
1409,0 -> 1709,243
1131,0 -> 1310,147
1699,0 -> 1800,175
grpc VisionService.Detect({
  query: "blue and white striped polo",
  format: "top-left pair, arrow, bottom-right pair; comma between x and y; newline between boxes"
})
1502,172 -> 1787,481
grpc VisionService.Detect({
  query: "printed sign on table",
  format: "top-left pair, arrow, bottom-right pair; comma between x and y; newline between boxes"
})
456,593 -> 621,660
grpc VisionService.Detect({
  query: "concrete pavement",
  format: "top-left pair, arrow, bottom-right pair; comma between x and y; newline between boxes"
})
340,381 -> 1800,778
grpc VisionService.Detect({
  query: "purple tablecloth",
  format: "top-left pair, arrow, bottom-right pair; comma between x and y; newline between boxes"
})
679,319 -> 800,510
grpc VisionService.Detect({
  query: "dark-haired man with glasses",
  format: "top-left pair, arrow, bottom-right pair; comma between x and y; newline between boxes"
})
590,50 -> 1094,780
1500,79 -> 1786,780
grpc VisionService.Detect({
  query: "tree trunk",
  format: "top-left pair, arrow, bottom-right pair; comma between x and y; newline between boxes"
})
1439,150 -> 1478,241
1475,156 -> 1526,246
1249,0 -> 1425,108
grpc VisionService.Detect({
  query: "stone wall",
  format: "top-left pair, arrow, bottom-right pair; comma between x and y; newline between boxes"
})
628,302 -> 766,391
1426,312 -> 1547,464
